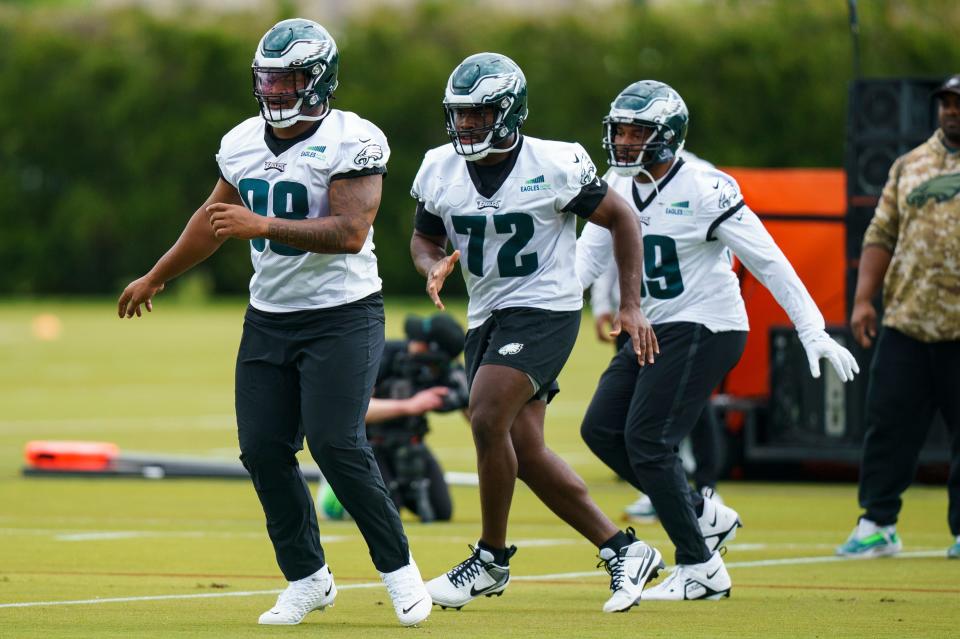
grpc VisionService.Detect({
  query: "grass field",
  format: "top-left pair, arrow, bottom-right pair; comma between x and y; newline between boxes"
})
1,299 -> 957,638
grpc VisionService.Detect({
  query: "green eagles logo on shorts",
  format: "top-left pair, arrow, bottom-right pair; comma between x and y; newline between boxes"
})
906,173 -> 960,207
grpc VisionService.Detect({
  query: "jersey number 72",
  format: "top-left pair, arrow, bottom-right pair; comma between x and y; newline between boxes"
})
451,213 -> 539,278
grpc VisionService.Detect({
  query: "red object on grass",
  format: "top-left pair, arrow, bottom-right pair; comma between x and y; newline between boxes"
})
24,440 -> 120,471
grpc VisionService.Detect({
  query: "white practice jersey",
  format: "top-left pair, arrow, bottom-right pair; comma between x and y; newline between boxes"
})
413,136 -> 603,328
577,159 -> 825,335
216,109 -> 389,312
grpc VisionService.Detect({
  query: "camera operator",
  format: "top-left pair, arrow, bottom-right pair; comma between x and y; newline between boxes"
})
366,313 -> 469,522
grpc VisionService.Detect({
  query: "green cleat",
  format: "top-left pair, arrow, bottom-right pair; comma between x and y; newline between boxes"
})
836,520 -> 902,558
948,539 -> 960,559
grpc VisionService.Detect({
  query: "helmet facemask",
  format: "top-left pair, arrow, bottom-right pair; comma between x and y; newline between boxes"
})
253,63 -> 328,128
602,118 -> 679,177
444,97 -> 519,161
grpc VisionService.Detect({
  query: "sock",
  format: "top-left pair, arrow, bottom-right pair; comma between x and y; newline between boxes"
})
856,517 -> 882,537
600,530 -> 633,555
477,540 -> 511,566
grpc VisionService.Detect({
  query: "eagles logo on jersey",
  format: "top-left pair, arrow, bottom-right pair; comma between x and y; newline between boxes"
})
354,143 -> 385,168
252,19 -> 340,128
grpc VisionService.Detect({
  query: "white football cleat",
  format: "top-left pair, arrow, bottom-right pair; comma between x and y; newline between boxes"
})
642,551 -> 731,601
380,557 -> 432,626
698,491 -> 741,553
700,485 -> 724,505
426,544 -> 516,610
258,564 -> 337,625
624,494 -> 657,522
598,535 -> 665,612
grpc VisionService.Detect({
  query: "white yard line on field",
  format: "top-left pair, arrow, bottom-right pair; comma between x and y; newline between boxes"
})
0,550 -> 947,609
0,414 -> 236,433
0,527 -> 945,554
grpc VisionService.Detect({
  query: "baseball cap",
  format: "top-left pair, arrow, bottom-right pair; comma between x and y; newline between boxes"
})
933,74 -> 960,99
404,313 -> 466,359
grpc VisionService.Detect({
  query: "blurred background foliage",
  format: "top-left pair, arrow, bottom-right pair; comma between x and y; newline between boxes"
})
1,0 -> 958,297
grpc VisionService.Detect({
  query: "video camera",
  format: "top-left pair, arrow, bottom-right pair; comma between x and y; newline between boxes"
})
374,313 -> 469,425
389,349 -> 469,414
368,314 -> 468,523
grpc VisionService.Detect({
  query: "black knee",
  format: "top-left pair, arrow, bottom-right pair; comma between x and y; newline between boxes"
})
580,417 -> 606,452
239,447 -> 300,490
625,433 -> 675,470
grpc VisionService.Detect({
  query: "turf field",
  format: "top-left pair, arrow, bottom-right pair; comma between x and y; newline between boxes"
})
1,299 -> 956,638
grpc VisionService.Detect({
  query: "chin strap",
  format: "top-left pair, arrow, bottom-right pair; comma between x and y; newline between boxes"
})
630,139 -> 685,202
634,166 -> 662,204
462,132 -> 519,161
485,133 -> 520,155
267,100 -> 330,129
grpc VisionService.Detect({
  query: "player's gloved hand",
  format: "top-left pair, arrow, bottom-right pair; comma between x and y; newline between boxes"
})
799,330 -> 860,382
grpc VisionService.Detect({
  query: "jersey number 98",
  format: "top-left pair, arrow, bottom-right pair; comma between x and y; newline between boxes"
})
238,178 -> 309,256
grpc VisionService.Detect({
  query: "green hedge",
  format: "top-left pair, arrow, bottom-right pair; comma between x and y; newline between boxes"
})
1,1 -> 957,296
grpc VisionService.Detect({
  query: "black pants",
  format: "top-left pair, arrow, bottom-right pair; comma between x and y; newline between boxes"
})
614,332 -> 721,490
235,293 -> 410,580
583,323 -> 747,565
858,327 -> 960,535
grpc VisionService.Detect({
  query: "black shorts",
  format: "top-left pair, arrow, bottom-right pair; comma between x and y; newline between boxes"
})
463,307 -> 581,402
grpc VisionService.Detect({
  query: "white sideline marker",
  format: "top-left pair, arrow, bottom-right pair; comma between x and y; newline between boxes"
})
0,550 -> 946,609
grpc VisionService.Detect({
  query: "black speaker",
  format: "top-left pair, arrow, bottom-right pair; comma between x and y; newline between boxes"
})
768,326 -> 868,452
844,78 -> 940,314
762,326 -> 950,464
846,79 -> 939,205
849,80 -> 938,144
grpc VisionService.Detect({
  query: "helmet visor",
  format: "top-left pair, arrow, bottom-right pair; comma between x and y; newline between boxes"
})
253,67 -> 315,108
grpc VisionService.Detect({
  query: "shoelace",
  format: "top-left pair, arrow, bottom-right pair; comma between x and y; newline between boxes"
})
275,579 -> 319,615
384,568 -> 419,603
447,545 -> 485,587
597,528 -> 640,592
597,555 -> 625,592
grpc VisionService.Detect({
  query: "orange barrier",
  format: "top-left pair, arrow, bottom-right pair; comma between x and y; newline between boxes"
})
24,440 -> 119,472
721,168 -> 848,399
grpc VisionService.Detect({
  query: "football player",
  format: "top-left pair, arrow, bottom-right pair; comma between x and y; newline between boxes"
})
586,150 -> 730,523
410,52 -> 663,613
117,19 -> 430,626
577,80 -> 859,600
